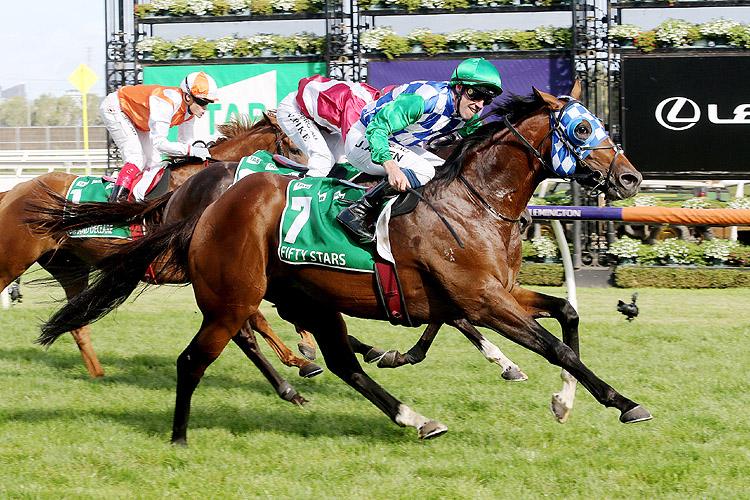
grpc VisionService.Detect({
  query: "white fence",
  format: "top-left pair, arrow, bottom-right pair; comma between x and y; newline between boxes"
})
0,149 -> 112,191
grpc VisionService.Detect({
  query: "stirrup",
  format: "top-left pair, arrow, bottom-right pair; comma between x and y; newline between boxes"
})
108,184 -> 131,203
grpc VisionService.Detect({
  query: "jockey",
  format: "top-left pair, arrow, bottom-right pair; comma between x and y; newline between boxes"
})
100,71 -> 219,202
336,58 -> 503,243
276,75 -> 382,177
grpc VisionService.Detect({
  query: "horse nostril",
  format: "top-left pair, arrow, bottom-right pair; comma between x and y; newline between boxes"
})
620,172 -> 642,189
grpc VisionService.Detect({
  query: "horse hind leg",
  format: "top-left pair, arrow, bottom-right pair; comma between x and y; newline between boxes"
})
40,253 -> 105,377
295,326 -> 317,361
232,322 -> 307,406
247,311 -> 323,378
279,303 -> 447,440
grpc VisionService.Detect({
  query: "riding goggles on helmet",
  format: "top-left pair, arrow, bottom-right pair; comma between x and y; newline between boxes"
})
191,95 -> 212,108
464,85 -> 500,106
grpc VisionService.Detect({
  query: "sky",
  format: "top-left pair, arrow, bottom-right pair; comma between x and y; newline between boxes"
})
2,1 -> 749,100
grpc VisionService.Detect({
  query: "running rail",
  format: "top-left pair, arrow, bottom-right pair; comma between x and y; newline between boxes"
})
527,205 -> 750,306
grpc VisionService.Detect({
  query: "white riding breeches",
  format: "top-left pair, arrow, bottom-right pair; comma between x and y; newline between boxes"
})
344,120 -> 441,188
100,92 -> 166,201
277,93 -> 345,177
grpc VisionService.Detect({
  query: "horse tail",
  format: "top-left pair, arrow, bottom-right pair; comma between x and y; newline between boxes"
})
37,209 -> 203,347
24,188 -> 173,237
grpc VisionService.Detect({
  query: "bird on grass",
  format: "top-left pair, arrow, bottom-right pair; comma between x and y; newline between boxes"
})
617,292 -> 638,321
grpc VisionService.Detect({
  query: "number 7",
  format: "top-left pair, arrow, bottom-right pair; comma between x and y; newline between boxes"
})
284,196 -> 312,244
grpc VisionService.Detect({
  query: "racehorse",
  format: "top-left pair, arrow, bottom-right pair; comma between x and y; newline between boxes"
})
1,112 -> 316,390
34,83 -> 651,445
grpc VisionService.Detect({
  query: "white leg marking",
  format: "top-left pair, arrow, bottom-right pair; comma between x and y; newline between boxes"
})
479,337 -> 516,371
395,404 -> 429,430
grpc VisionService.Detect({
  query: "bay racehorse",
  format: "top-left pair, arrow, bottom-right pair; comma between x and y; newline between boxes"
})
2,112 -> 317,391
35,83 -> 651,444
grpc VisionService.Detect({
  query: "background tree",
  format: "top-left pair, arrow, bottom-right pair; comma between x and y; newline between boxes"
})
0,96 -> 32,126
32,94 -> 80,126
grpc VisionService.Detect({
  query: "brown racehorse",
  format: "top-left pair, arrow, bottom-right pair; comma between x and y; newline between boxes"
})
1,112 -> 317,391
35,84 -> 651,445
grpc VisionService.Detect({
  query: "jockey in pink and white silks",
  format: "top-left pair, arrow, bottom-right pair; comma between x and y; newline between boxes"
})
99,71 -> 219,202
336,58 -> 504,243
277,75 -> 382,177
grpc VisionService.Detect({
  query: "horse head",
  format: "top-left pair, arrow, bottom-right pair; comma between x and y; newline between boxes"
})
210,112 -> 308,165
534,81 -> 642,201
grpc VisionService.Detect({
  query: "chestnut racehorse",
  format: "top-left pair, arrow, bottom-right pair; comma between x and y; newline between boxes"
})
2,113 -> 318,395
36,84 -> 651,444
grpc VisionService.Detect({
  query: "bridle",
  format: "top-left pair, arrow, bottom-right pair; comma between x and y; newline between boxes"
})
457,96 -> 623,224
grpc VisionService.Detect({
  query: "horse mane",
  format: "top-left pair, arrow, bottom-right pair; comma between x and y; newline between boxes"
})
164,112 -> 276,168
433,92 -> 543,186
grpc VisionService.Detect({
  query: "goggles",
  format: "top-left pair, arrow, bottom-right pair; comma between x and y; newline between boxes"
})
191,95 -> 213,108
463,85 -> 499,106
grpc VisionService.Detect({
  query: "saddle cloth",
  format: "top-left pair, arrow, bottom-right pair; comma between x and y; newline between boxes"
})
65,176 -> 144,239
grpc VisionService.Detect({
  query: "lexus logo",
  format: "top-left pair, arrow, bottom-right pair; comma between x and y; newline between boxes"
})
656,97 -> 750,131
655,97 -> 700,131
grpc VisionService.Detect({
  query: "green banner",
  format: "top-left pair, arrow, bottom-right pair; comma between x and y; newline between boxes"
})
143,62 -> 325,140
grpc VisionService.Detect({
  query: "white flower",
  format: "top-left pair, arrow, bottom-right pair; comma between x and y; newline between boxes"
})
681,197 -> 711,209
531,235 -> 559,259
656,19 -> 693,46
270,0 -> 295,11
487,29 -> 519,43
407,28 -> 432,43
653,239 -> 691,263
215,35 -> 238,55
227,0 -> 248,10
632,195 -> 658,207
534,26 -> 556,46
135,37 -> 165,53
361,27 -> 397,50
420,0 -> 445,7
702,239 -> 739,262
608,236 -> 642,259
609,24 -> 641,40
447,29 -> 479,44
727,197 -> 750,210
246,34 -> 276,49
174,36 -> 204,50
150,0 -> 174,12
188,0 -> 214,15
699,18 -> 740,37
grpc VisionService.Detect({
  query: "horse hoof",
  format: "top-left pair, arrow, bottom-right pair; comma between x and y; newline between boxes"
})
376,350 -> 400,368
291,394 -> 309,406
298,343 -> 317,361
620,405 -> 652,424
364,347 -> 386,364
550,394 -> 571,424
501,366 -> 528,381
418,420 -> 448,440
299,363 -> 324,378
171,437 -> 188,447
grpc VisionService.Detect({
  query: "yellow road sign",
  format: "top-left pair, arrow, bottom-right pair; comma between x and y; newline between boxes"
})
68,63 -> 99,94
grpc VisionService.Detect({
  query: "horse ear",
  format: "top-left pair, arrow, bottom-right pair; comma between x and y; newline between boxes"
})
570,79 -> 582,99
533,86 -> 559,108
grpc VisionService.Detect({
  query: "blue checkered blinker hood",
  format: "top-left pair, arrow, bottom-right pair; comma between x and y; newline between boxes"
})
549,98 -> 609,176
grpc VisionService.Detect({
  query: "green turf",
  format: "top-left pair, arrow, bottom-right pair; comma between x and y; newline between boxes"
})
1,273 -> 748,499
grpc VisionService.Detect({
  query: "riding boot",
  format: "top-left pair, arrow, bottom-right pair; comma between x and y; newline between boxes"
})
336,179 -> 398,244
108,163 -> 139,203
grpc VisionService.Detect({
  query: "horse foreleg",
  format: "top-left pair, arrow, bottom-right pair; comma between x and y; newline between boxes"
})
246,311 -> 323,378
510,287 -> 579,422
69,326 -> 105,377
450,319 -> 527,381
279,303 -> 447,440
232,322 -> 307,406
295,326 -> 317,361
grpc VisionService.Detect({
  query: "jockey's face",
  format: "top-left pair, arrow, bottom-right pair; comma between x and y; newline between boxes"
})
186,94 -> 209,118
455,84 -> 484,120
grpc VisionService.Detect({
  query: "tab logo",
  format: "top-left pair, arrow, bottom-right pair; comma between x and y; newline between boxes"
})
293,182 -> 313,191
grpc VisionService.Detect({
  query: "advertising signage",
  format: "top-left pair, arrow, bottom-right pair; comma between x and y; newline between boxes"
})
621,55 -> 750,179
143,62 -> 325,141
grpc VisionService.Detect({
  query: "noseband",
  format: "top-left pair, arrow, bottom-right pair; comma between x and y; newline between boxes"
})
502,97 -> 622,197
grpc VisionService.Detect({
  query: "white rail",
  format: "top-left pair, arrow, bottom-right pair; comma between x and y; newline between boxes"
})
0,149 -> 112,191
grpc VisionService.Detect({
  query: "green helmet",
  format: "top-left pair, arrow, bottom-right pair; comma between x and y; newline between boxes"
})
449,58 -> 503,97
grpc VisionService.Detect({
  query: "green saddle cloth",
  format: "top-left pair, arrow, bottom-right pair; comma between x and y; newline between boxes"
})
234,150 -> 361,185
65,176 -> 139,239
279,177 -> 378,272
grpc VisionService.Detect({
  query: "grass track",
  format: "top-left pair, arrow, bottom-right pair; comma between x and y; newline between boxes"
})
1,273 -> 748,499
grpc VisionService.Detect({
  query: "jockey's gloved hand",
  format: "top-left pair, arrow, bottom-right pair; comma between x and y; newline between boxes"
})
190,146 -> 211,160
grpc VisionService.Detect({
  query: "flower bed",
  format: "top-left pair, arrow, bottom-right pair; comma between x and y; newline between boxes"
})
609,18 -> 750,51
361,26 -> 571,57
607,236 -> 750,267
134,0 -> 324,17
136,33 -> 324,60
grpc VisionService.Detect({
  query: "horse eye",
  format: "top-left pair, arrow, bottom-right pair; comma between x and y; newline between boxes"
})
574,120 -> 592,141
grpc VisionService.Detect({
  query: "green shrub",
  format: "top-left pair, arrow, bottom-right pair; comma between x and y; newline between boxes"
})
614,267 -> 750,288
518,263 -> 564,286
